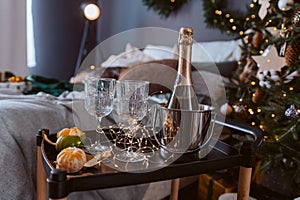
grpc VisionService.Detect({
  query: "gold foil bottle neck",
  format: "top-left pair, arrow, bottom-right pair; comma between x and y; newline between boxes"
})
180,27 -> 193,36
179,27 -> 193,45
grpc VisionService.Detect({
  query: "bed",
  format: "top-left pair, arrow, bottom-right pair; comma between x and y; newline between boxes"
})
0,39 -> 241,200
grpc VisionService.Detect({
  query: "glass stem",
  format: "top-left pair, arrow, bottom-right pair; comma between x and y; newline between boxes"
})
96,116 -> 103,133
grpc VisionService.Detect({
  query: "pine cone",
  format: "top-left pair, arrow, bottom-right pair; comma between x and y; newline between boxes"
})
285,41 -> 300,66
252,31 -> 264,49
252,87 -> 264,103
291,8 -> 300,27
239,57 -> 256,83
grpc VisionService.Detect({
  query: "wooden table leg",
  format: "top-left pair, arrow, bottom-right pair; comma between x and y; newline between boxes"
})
237,166 -> 252,200
170,178 -> 180,200
37,146 -> 47,200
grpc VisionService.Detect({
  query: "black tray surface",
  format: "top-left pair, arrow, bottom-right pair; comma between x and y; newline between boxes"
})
42,130 -> 241,181
41,118 -> 264,198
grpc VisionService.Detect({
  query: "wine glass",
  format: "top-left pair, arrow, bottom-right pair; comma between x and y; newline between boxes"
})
84,76 -> 116,153
113,80 -> 149,162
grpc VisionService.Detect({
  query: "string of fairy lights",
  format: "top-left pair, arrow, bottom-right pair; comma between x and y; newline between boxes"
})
205,1 -> 300,133
143,0 -> 299,130
203,0 -> 263,35
205,0 -> 300,192
235,72 -> 299,128
143,0 -> 280,38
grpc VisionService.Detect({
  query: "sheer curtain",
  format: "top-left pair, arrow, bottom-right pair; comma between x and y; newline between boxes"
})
26,0 -> 36,69
0,0 -> 29,76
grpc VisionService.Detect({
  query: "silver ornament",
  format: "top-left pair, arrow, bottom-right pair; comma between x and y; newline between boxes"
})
220,103 -> 233,116
285,105 -> 299,119
278,0 -> 294,11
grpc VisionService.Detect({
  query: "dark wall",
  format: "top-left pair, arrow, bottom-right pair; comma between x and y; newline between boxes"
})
30,0 -> 88,81
96,0 -> 236,43
30,0 -> 248,81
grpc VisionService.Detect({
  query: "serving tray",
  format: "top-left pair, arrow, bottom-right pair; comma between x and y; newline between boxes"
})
38,118 -> 263,199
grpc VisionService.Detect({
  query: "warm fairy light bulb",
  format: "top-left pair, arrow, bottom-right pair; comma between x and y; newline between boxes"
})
265,39 -> 269,43
263,135 -> 268,140
251,122 -> 256,126
289,87 -> 294,91
239,31 -> 244,35
248,108 -> 254,115
274,135 -> 279,141
259,125 -> 264,130
259,50 -> 264,54
251,14 -> 256,19
246,17 -> 250,21
229,18 -> 234,23
225,14 -> 230,18
257,108 -> 262,112
271,113 -> 276,118
282,93 -> 287,97
170,0 -> 175,2
215,10 -> 222,15
250,3 -> 254,8
251,81 -> 256,86
232,26 -> 236,30
90,65 -> 95,70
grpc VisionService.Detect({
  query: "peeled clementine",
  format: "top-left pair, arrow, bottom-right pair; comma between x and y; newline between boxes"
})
56,147 -> 86,173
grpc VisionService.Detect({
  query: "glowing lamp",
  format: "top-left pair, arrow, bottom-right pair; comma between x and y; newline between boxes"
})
83,3 -> 100,21
74,2 -> 100,75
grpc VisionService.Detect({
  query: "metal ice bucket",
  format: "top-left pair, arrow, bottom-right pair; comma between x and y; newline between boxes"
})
152,104 -> 215,153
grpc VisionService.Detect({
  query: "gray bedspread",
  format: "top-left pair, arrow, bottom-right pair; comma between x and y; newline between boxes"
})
0,92 -> 148,200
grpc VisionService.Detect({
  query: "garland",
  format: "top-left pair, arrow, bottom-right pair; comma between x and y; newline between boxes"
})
202,0 -> 292,35
142,0 -> 189,18
142,0 -> 262,33
142,0 -> 284,36
203,0 -> 260,35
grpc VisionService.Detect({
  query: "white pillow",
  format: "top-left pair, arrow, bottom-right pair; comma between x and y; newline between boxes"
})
101,43 -> 154,67
192,70 -> 228,101
192,39 -> 242,63
143,44 -> 178,60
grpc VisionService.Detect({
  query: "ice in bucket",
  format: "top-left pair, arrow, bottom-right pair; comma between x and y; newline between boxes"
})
152,104 -> 215,153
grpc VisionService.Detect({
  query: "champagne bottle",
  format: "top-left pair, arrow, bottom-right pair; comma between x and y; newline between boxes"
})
168,27 -> 198,110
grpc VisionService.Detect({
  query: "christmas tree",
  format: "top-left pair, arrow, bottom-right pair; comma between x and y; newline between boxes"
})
203,0 -> 300,196
144,0 -> 300,195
